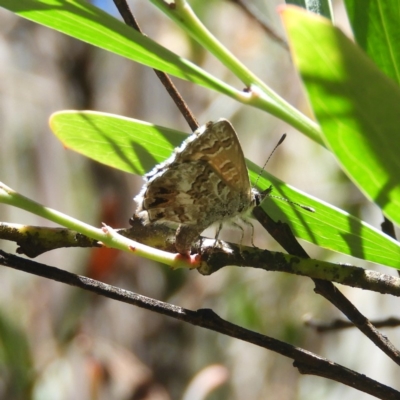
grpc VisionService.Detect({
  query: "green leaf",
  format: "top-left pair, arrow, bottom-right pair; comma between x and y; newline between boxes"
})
281,7 -> 400,230
0,0 -> 323,145
258,178 -> 400,271
50,111 -> 400,269
344,0 -> 400,85
50,111 -> 185,175
0,0 -> 236,98
149,0 -> 323,145
0,310 -> 33,397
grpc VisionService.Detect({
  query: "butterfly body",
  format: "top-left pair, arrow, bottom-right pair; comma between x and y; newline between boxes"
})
135,119 -> 261,254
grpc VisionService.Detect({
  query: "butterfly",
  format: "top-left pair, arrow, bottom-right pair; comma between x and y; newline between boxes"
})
134,119 -> 268,255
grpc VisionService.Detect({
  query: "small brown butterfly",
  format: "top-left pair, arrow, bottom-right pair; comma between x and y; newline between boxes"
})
134,119 -> 266,255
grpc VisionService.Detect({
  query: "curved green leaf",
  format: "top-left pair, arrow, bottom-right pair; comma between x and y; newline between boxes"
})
281,7 -> 400,229
0,0 -> 236,98
50,111 -> 400,269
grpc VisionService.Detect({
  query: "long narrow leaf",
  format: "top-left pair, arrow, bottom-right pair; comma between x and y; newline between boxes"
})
281,7 -> 400,229
50,111 -> 400,269
0,0 -> 237,98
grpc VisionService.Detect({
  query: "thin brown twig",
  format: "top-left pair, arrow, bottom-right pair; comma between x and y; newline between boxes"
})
113,0 -> 199,131
0,249 -> 399,400
229,0 -> 289,50
380,216 -> 399,277
305,316 -> 400,332
252,206 -> 400,367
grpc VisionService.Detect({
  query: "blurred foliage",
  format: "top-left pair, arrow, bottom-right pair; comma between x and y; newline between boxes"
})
0,310 -> 33,399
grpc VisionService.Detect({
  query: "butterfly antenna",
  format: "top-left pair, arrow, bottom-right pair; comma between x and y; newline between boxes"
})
253,134 -> 315,213
254,133 -> 286,189
268,193 -> 315,212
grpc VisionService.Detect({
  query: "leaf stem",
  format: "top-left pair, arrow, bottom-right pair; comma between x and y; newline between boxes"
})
151,0 -> 323,145
0,182 -> 197,269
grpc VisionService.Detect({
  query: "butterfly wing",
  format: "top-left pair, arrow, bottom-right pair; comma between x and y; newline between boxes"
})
178,119 -> 252,196
135,119 -> 253,232
136,160 -> 244,229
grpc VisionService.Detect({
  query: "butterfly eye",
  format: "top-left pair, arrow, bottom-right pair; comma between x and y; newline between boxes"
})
255,192 -> 261,206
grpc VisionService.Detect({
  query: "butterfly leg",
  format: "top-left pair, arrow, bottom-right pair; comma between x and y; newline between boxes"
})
230,221 -> 246,257
238,218 -> 256,247
212,223 -> 223,249
175,224 -> 200,255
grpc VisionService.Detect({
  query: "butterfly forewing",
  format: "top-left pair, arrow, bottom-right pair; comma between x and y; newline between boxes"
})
180,120 -> 251,193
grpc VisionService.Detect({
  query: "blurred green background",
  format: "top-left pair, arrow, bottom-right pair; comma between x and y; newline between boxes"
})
0,1 -> 398,399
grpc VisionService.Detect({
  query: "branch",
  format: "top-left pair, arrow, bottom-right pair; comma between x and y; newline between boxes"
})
0,222 -> 100,257
113,0 -> 199,131
198,243 -> 400,296
305,316 -> 400,332
228,0 -> 289,50
2,219 -> 400,296
0,249 -> 398,400
252,206 -> 400,367
380,216 -> 399,277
